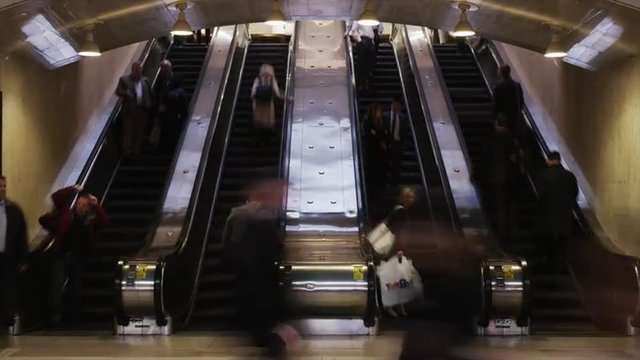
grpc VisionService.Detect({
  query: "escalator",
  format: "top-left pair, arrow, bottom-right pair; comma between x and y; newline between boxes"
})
354,42 -> 431,225
187,39 -> 289,330
62,43 -> 209,329
432,43 -> 598,333
353,41 -> 478,323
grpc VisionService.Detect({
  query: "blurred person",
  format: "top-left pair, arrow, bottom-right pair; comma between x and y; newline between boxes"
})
365,103 -> 389,199
116,61 -> 152,156
40,185 -> 109,325
373,23 -> 384,52
159,74 -> 189,154
484,117 -> 517,244
0,176 -> 28,328
251,64 -> 284,147
493,64 -> 524,136
346,21 -> 376,92
384,96 -> 407,186
223,176 -> 288,357
382,187 -> 418,317
537,151 -> 578,269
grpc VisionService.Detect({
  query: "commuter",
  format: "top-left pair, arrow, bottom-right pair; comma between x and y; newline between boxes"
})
0,176 -> 28,328
384,96 -> 407,186
150,59 -> 173,149
251,64 -> 283,147
116,62 -> 153,156
373,23 -> 384,52
346,22 -> 376,92
484,117 -> 517,244
537,151 -> 578,269
222,177 -> 287,357
40,185 -> 108,325
158,74 -> 189,154
382,186 -> 418,317
492,64 -> 524,137
364,103 -> 388,197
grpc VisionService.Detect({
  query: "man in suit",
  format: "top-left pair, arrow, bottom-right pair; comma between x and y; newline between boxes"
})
384,96 -> 407,186
0,175 -> 28,327
116,61 -> 152,156
537,151 -> 578,269
493,64 -> 524,136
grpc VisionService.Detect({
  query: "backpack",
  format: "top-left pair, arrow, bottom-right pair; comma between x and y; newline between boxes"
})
254,76 -> 274,102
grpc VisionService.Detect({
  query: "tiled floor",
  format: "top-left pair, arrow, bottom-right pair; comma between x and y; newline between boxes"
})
1,331 -> 640,359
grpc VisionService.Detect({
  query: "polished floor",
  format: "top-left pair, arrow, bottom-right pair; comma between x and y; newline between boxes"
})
1,330 -> 640,359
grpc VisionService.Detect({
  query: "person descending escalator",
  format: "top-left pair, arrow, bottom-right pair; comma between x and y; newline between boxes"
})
115,62 -> 153,157
364,103 -> 389,198
383,96 -> 407,187
251,64 -> 284,147
158,74 -> 189,154
537,151 -> 578,270
483,116 -> 517,244
39,185 -> 109,326
492,65 -> 524,138
346,21 -> 376,92
222,176 -> 294,358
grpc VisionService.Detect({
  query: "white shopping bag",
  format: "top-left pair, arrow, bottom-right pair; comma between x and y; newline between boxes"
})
377,256 -> 424,307
366,222 -> 395,256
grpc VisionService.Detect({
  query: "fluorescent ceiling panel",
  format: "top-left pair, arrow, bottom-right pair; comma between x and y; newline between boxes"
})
564,16 -> 623,70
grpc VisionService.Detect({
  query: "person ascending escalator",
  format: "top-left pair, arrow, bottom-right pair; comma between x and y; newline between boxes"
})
222,176 -> 294,358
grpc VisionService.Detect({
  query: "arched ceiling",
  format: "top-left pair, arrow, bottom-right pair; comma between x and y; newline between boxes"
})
1,0 -> 638,68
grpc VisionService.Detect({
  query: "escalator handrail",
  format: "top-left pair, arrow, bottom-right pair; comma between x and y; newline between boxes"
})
278,23 -> 299,236
343,24 -> 369,236
475,40 -> 640,327
30,38 -> 160,252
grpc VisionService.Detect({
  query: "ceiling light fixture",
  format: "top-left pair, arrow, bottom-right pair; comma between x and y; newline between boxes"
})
452,1 -> 476,37
358,0 -> 380,26
170,1 -> 193,36
78,23 -> 101,57
265,0 -> 286,26
545,29 -> 567,58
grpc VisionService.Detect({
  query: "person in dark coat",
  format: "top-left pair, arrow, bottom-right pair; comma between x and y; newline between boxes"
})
0,175 -> 28,327
41,185 -> 109,325
383,96 -> 407,186
364,103 -> 388,201
492,65 -> 524,136
223,177 -> 285,356
537,151 -> 578,268
159,73 -> 189,154
484,117 -> 517,244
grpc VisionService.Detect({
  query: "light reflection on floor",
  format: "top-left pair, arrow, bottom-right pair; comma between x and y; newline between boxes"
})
0,331 -> 639,359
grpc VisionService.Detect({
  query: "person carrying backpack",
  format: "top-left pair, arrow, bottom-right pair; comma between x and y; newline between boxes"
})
251,64 -> 284,146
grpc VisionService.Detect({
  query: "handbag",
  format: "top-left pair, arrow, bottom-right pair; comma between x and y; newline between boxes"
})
366,221 -> 395,256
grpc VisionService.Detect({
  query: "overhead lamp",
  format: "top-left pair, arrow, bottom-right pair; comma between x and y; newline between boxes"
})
265,0 -> 286,26
544,32 -> 567,58
452,1 -> 476,37
78,23 -> 101,57
357,0 -> 379,26
170,1 -> 193,36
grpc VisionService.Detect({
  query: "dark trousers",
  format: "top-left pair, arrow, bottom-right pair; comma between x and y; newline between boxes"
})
49,253 -> 83,322
356,37 -> 376,90
0,255 -> 17,325
389,141 -> 402,186
159,113 -> 183,154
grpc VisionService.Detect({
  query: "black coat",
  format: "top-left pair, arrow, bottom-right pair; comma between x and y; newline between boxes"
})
3,200 -> 28,266
537,165 -> 578,237
493,78 -> 523,130
382,111 -> 407,144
